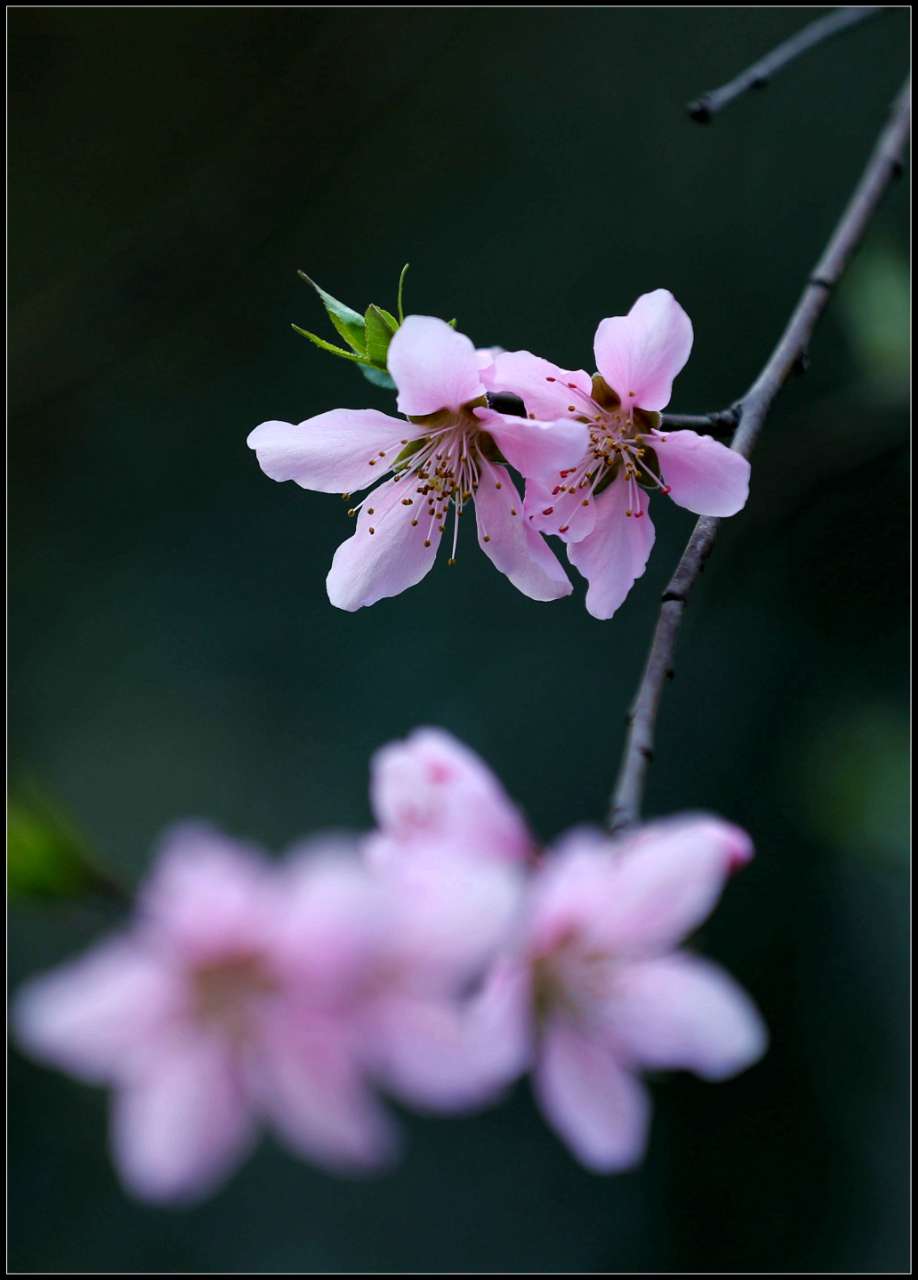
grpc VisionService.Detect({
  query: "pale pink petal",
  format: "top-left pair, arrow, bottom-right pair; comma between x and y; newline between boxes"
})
272,852 -> 384,1003
482,350 -> 593,421
526,829 -> 631,960
13,938 -> 177,1084
534,1015 -> 650,1172
474,461 -> 572,601
368,726 -> 532,863
606,953 -> 767,1080
650,429 -> 750,516
594,290 -> 693,411
623,811 -> 754,873
387,315 -> 485,416
378,849 -> 525,988
480,409 -> 589,484
326,475 -> 440,611
111,1037 -> 254,1203
140,823 -> 278,962
367,962 -> 532,1112
246,411 -> 419,494
255,1017 -> 398,1173
523,476 -> 598,543
567,472 -> 656,620
595,814 -> 753,956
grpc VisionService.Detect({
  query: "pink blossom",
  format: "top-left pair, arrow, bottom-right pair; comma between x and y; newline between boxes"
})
355,727 -> 531,1110
364,726 -> 534,867
356,846 -> 526,1114
451,814 -> 767,1171
13,810 -> 527,1203
484,291 -> 751,619
13,825 -> 400,1203
248,315 -> 589,610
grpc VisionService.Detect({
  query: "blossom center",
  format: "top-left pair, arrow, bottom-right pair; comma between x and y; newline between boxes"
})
539,378 -> 670,524
349,405 -> 496,561
190,950 -> 278,1040
532,928 -> 617,1026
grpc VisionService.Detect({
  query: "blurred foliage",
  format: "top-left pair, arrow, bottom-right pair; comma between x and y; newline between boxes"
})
792,700 -> 909,867
8,787 -> 120,902
839,241 -> 910,402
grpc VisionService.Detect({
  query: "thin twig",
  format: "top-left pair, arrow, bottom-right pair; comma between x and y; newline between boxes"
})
687,7 -> 887,123
659,408 -> 739,439
608,78 -> 910,833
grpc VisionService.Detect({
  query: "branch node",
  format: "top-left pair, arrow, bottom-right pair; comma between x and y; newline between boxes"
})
660,590 -> 687,605
809,276 -> 835,292
686,95 -> 712,125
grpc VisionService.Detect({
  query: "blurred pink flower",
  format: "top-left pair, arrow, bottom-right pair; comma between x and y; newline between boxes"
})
484,290 -> 751,619
451,814 -> 767,1171
248,315 -> 588,610
13,825 -> 400,1203
12,737 -> 768,1194
364,726 -> 534,867
354,727 -> 530,1111
13,806 -> 527,1203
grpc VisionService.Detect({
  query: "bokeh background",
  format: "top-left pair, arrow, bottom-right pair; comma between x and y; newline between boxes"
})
9,7 -> 910,1272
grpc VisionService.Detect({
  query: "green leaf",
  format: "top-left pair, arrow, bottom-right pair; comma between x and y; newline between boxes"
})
375,305 -> 399,333
360,364 -> 396,390
291,324 -> 365,363
365,304 -> 397,367
297,271 -> 366,354
8,791 -> 120,902
397,263 -> 410,323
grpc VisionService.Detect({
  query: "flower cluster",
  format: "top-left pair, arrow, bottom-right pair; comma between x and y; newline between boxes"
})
249,291 -> 750,618
14,729 -> 766,1204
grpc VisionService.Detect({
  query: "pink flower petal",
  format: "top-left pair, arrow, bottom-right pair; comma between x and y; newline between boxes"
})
140,823 -> 278,962
13,938 -> 176,1085
326,475 -> 440,611
256,1017 -> 398,1173
594,290 -> 693,412
567,472 -> 656,620
650,429 -> 750,516
607,953 -> 768,1080
367,726 -> 532,863
273,852 -> 385,1003
534,1015 -> 650,1172
482,350 -> 593,421
474,461 -> 572,601
246,411 -> 418,494
523,476 -> 598,543
387,316 -> 486,416
480,410 -> 589,484
367,963 -> 532,1112
376,848 -> 525,988
597,814 -> 753,956
111,1037 -> 254,1203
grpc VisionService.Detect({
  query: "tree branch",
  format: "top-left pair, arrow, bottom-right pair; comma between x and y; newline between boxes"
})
608,77 -> 910,833
687,7 -> 887,123
659,408 -> 739,439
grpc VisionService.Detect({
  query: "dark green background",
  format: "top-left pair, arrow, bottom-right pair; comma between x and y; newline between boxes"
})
9,7 -> 909,1272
